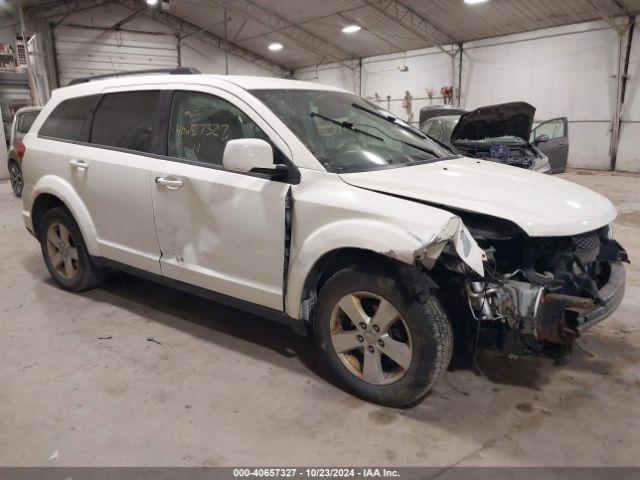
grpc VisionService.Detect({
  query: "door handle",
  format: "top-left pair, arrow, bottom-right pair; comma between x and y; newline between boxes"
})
69,159 -> 89,170
156,176 -> 184,189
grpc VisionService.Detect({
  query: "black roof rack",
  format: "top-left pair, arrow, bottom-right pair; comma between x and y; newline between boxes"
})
68,67 -> 201,86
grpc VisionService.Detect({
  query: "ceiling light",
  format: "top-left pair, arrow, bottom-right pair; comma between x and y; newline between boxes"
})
145,0 -> 158,5
342,24 -> 361,34
268,42 -> 283,51
464,0 -> 489,4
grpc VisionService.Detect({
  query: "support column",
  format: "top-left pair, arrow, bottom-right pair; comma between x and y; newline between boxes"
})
610,15 -> 636,171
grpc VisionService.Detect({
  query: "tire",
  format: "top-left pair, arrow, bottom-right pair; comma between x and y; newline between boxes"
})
8,161 -> 23,197
313,264 -> 453,407
39,207 -> 103,292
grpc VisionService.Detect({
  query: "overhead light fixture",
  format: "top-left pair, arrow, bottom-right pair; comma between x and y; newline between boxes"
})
342,24 -> 361,34
464,0 -> 489,4
268,42 -> 283,51
145,0 -> 158,5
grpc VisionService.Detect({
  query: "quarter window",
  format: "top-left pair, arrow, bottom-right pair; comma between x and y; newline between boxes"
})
39,95 -> 101,141
91,90 -> 160,153
168,90 -> 268,166
17,111 -> 39,134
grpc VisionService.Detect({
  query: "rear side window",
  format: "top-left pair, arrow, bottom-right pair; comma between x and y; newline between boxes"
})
91,90 -> 160,153
17,111 -> 39,134
39,95 -> 101,141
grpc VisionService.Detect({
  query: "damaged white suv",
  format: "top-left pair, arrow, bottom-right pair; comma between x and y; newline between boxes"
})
21,70 -> 628,407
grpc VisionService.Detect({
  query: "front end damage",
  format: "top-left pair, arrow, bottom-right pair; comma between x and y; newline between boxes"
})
425,214 -> 628,362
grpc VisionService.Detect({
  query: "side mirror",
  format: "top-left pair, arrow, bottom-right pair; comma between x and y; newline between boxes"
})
534,134 -> 549,143
223,138 -> 287,179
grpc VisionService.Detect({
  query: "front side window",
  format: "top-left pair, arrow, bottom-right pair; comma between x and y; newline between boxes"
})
531,118 -> 567,142
91,90 -> 160,153
168,90 -> 268,166
251,89 -> 453,173
39,95 -> 101,141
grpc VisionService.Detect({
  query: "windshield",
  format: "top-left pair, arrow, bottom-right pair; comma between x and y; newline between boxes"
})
441,118 -> 458,139
251,89 -> 453,173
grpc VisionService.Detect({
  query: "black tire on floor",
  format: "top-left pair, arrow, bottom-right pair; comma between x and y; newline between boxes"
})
8,161 -> 23,197
39,207 -> 103,292
313,263 -> 453,407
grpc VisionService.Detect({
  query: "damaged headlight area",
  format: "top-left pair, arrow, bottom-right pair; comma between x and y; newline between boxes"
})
435,210 -> 629,362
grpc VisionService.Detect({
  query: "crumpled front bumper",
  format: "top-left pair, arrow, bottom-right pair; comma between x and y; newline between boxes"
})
535,261 -> 626,343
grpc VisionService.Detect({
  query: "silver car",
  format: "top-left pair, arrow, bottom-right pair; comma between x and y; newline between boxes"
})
7,106 -> 42,197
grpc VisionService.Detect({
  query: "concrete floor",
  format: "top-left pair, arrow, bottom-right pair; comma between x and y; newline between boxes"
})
0,171 -> 639,467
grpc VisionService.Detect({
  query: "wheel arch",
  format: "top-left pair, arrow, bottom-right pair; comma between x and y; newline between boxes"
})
30,177 -> 100,256
300,248 -> 395,316
286,225 -> 429,321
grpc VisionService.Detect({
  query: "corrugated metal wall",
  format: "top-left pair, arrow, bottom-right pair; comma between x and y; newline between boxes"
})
53,26 -> 179,86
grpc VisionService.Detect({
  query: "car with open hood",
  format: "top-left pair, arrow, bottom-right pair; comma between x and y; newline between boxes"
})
420,102 -> 569,174
21,70 -> 626,407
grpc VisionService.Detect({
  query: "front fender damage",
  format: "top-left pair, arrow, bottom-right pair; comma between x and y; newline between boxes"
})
414,217 -> 486,277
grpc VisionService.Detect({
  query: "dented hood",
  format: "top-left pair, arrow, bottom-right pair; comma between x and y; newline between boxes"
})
339,157 -> 617,237
452,101 -> 535,142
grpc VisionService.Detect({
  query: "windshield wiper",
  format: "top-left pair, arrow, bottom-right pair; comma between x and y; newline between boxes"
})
348,121 -> 442,158
310,112 -> 383,141
351,102 -> 427,139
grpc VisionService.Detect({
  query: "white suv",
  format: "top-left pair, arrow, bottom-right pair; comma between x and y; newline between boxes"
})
20,70 -> 627,406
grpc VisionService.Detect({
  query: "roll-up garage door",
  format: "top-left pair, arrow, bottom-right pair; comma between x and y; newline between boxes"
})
53,26 -> 179,86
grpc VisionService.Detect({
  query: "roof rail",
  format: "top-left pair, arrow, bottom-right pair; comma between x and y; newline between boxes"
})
68,67 -> 201,86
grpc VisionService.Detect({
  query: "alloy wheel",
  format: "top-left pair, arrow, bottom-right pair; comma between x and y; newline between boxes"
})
329,291 -> 413,385
46,222 -> 79,279
9,164 -> 23,195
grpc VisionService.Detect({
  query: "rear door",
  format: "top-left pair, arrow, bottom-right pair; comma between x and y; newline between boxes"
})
67,89 -> 162,273
531,117 -> 568,173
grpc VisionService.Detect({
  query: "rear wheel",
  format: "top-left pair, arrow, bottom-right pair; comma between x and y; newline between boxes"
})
40,207 -> 103,291
8,161 -> 23,197
314,264 -> 452,407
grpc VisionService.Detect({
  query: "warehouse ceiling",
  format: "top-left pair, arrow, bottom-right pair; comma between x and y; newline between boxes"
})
11,0 -> 640,72
156,0 -> 640,70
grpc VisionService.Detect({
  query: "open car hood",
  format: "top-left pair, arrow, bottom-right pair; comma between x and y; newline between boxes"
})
339,157 -> 616,237
451,102 -> 535,142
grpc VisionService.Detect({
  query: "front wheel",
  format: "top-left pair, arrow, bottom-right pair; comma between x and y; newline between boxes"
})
313,265 -> 452,407
8,161 -> 23,197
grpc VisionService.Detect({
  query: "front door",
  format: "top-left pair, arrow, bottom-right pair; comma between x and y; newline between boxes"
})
150,89 -> 289,310
531,117 -> 569,173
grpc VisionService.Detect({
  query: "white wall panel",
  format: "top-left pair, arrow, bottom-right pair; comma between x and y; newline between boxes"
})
295,46 -> 454,122
460,21 -> 621,170
293,20 -> 640,171
294,64 -> 357,91
54,26 -> 179,86
461,22 -> 618,120
361,48 -> 453,122
50,2 -> 275,86
179,36 -> 276,77
567,123 -> 612,170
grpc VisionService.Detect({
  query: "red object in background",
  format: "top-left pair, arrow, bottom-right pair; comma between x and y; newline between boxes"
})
440,86 -> 454,104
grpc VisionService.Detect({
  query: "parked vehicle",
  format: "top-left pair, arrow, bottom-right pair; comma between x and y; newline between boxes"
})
7,106 -> 41,196
418,104 -> 466,126
420,102 -> 569,174
21,70 -> 626,407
